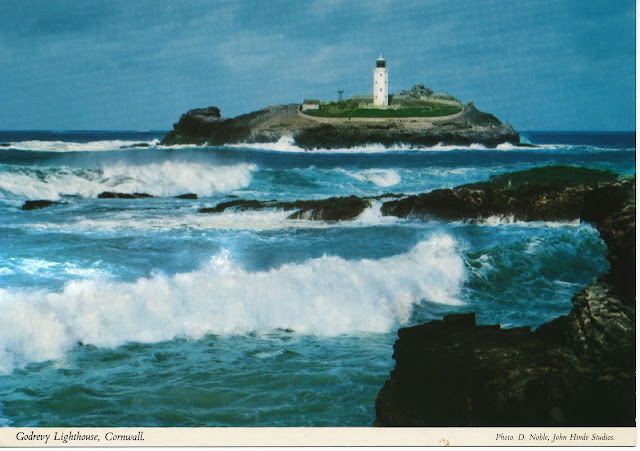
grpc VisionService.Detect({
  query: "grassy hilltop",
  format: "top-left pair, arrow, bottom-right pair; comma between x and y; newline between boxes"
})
302,99 -> 462,119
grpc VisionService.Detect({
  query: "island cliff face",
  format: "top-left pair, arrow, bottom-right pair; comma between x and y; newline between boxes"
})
374,171 -> 635,427
160,102 -> 520,149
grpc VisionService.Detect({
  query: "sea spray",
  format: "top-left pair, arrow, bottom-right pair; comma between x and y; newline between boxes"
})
0,234 -> 465,374
342,168 -> 402,187
0,162 -> 256,200
4,139 -> 160,152
227,135 -> 515,153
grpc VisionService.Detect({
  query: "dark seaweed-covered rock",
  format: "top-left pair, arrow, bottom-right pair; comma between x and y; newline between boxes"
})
175,193 -> 198,199
198,199 -> 264,214
21,200 -> 65,210
285,196 -> 370,221
98,192 -> 153,199
375,170 -> 635,427
119,143 -> 152,149
198,195 -> 371,221
381,166 -> 628,222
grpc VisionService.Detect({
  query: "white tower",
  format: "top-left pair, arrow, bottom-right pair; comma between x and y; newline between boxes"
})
373,54 -> 388,106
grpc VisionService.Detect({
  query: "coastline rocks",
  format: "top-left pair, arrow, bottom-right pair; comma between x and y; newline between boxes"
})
21,200 -> 65,210
374,171 -> 635,427
161,102 -> 520,149
98,192 -> 153,199
381,166 -> 625,222
375,305 -> 634,426
293,103 -> 519,149
119,143 -> 152,149
161,106 -> 268,146
198,195 -> 371,221
284,196 -> 371,220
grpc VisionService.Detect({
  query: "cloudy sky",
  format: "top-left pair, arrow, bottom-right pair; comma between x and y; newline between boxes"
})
0,0 -> 635,130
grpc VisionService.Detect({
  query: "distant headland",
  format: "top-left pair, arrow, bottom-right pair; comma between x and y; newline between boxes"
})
161,56 -> 521,149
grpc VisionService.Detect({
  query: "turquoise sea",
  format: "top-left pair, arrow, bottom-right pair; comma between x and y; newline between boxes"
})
0,131 -> 634,426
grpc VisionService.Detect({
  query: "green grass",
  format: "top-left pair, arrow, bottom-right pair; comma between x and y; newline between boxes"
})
303,105 -> 462,118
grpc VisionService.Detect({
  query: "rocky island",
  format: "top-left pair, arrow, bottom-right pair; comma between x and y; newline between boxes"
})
163,55 -> 521,148
160,100 -> 520,149
162,56 -> 519,149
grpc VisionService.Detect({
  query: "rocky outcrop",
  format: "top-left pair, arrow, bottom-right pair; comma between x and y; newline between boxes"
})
97,192 -> 153,199
374,171 -> 635,427
175,193 -> 198,199
161,105 -> 289,146
161,102 -> 520,149
21,200 -> 66,210
198,195 -> 371,221
375,305 -> 634,426
381,166 -> 624,222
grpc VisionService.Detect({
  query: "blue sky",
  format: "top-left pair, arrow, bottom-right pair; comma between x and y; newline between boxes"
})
0,0 -> 635,130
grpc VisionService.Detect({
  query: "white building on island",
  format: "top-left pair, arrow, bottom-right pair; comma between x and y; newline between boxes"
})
373,55 -> 389,106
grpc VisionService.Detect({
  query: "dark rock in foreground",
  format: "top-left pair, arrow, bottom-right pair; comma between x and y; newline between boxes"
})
375,307 -> 634,426
161,102 -> 520,149
198,195 -> 371,221
21,200 -> 65,210
98,192 -> 153,199
375,171 -> 635,426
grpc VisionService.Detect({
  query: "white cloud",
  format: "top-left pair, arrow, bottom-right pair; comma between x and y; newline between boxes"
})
216,31 -> 365,85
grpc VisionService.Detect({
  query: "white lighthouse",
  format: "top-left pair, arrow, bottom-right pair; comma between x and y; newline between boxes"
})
373,54 -> 388,106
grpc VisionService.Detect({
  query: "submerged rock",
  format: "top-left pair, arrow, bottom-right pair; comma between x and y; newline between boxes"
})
198,195 -> 371,221
119,143 -> 152,149
199,199 -> 264,214
98,192 -> 153,199
21,200 -> 65,210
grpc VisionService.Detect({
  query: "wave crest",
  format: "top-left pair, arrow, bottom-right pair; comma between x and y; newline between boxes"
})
4,140 -> 160,152
0,235 -> 466,373
0,162 -> 256,200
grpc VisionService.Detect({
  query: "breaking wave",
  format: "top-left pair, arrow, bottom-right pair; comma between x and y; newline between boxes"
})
0,162 -> 256,200
3,140 -> 160,152
0,235 -> 466,374
227,136 -> 520,153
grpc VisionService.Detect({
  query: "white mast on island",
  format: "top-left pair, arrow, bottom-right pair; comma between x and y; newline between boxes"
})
373,54 -> 389,106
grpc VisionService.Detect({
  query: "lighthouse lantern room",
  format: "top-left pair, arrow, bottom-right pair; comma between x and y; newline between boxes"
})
373,55 -> 388,106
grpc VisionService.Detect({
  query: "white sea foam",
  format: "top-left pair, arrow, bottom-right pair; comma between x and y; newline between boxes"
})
11,202 -> 405,233
342,169 -> 402,187
465,216 -> 583,228
227,135 -> 518,153
4,140 -> 160,152
0,162 -> 256,200
0,235 -> 466,374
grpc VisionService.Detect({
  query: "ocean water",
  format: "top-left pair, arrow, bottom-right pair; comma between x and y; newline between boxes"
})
0,130 -> 634,426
